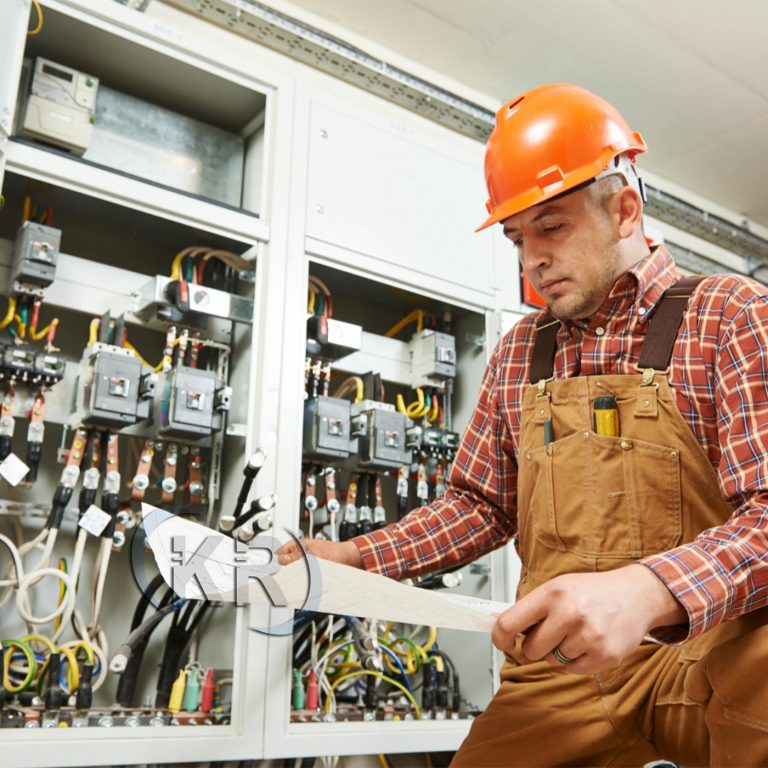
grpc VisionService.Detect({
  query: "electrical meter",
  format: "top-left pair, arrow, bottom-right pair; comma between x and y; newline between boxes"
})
19,57 -> 99,155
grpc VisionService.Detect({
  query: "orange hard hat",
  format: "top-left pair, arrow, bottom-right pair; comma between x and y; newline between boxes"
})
477,83 -> 646,231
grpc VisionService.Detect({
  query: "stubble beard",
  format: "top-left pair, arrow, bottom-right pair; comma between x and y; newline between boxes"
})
546,244 -> 623,322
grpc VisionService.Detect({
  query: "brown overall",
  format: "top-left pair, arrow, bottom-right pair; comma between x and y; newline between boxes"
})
452,279 -> 768,767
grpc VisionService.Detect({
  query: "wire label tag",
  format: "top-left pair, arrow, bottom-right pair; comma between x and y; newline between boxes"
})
79,504 -> 112,537
0,453 -> 29,486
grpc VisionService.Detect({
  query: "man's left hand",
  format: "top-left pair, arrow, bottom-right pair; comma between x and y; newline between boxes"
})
492,564 -> 687,674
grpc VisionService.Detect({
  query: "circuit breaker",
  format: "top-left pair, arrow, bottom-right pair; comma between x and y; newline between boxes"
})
303,395 -> 352,460
409,329 -> 456,387
351,400 -> 412,469
157,365 -> 231,438
72,344 -> 155,427
10,221 -> 60,292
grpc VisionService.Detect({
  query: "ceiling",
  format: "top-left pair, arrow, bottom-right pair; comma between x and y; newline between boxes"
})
281,0 -> 768,229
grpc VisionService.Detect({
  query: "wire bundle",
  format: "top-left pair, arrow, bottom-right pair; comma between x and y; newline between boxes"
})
292,616 -> 460,722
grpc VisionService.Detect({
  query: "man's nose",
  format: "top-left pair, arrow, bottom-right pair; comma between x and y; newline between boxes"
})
518,241 -> 550,273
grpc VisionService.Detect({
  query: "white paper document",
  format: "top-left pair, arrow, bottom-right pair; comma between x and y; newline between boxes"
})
142,504 -> 509,633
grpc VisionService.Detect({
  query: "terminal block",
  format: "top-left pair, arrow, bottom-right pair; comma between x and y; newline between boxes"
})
72,344 -> 156,428
409,329 -> 456,388
157,366 -> 231,438
11,221 -> 60,294
0,345 -> 66,387
351,400 -> 411,470
303,396 -> 352,460
407,424 -> 460,461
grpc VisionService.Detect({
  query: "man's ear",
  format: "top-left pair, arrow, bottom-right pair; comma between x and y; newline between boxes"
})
616,186 -> 644,240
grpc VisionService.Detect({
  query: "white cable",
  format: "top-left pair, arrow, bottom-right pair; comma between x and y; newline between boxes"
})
70,528 -> 88,584
16,566 -> 76,626
89,537 -> 112,632
0,526 -> 50,607
0,532 -> 23,590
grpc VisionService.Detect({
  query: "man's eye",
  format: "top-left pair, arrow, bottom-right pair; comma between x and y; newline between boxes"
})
512,239 -> 523,249
543,224 -> 563,234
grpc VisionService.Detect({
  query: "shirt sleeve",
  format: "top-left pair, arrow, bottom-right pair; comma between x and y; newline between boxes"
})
641,292 -> 768,643
352,343 -> 519,580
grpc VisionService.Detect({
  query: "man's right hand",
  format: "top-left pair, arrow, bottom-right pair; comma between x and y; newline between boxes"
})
276,538 -> 364,569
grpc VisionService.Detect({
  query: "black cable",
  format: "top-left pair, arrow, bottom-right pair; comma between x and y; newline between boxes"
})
114,574 -> 174,706
155,600 -> 211,708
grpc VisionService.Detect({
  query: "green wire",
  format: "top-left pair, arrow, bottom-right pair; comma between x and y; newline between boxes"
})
2,639 -> 36,693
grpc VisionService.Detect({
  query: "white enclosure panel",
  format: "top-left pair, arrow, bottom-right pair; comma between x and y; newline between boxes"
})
305,101 -> 496,302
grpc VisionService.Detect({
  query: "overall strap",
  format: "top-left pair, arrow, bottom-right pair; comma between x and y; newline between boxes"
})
528,275 -> 706,384
637,275 -> 706,371
529,317 -> 560,384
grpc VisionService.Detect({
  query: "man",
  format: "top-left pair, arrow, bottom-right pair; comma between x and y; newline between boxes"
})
280,84 -> 768,765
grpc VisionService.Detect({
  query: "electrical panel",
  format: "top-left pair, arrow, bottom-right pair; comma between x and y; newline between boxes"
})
295,265 -> 495,735
0,7 -> 271,761
0,2 -> 504,765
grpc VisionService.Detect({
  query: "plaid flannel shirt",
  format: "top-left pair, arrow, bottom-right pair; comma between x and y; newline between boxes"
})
353,246 -> 768,643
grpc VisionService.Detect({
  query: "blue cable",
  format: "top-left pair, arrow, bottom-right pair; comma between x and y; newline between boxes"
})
380,643 -> 414,695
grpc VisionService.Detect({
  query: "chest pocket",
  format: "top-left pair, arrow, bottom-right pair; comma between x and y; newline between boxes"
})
518,429 -> 682,560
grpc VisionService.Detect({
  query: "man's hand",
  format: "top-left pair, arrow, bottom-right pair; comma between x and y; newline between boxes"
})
276,538 -> 363,569
493,564 -> 687,675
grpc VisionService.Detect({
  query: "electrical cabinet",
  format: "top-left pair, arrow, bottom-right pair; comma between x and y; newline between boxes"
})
0,1 -> 516,766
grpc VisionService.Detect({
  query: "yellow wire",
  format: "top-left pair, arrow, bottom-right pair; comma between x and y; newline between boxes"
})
170,246 -> 207,281
324,670 -> 421,719
2,639 -> 36,692
307,285 -> 317,314
59,646 -> 79,692
60,640 -> 95,666
88,318 -> 99,346
21,634 -> 55,654
54,557 -> 68,634
28,0 -> 44,35
0,297 -> 16,330
406,388 -> 429,419
378,756 -> 390,768
30,317 -> 58,341
423,626 -> 437,653
384,309 -> 424,338
396,394 -> 408,415
425,754 -> 433,768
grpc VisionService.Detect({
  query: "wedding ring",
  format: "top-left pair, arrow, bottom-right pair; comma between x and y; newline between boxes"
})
553,645 -> 578,665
